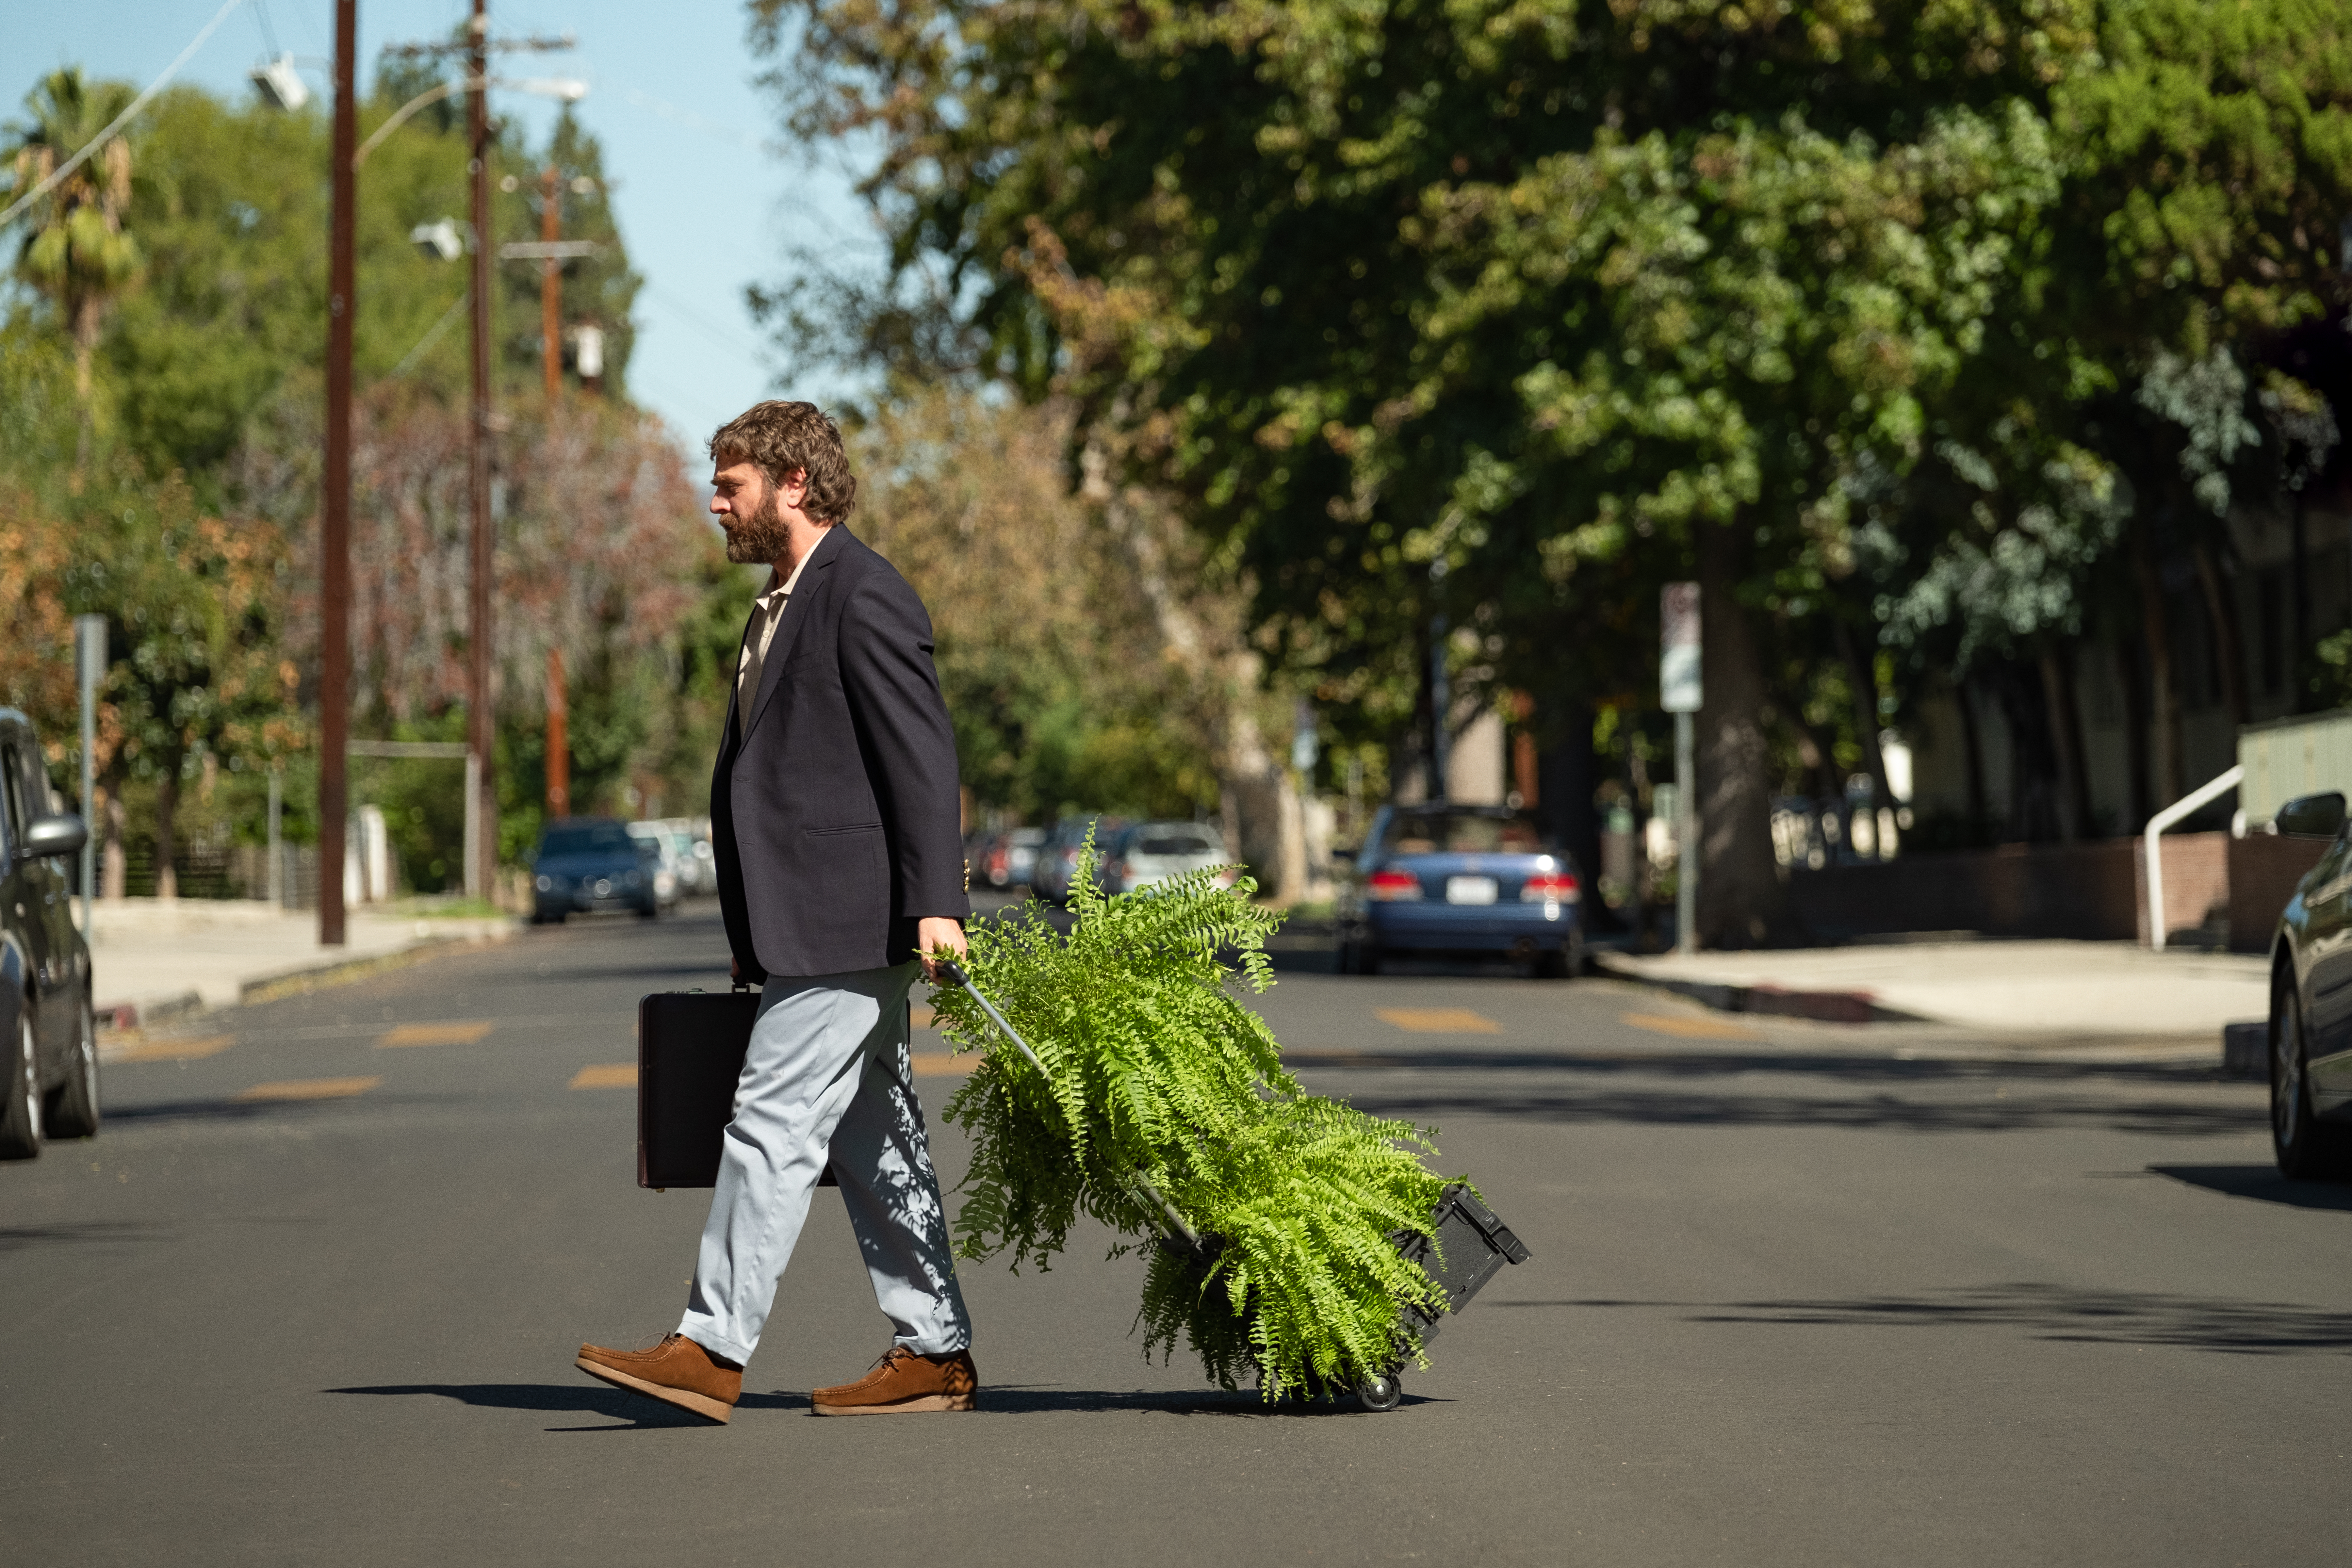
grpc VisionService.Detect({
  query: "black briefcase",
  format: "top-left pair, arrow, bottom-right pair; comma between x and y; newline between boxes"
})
637,989 -> 760,1189
636,988 -> 848,1191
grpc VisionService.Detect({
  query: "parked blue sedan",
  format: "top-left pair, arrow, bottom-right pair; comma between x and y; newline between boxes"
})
1335,804 -> 1583,977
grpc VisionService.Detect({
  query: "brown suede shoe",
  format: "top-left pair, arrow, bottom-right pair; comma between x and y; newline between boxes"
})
811,1345 -> 978,1415
575,1333 -> 743,1424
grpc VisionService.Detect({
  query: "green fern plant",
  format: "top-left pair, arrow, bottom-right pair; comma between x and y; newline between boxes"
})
932,828 -> 1455,1399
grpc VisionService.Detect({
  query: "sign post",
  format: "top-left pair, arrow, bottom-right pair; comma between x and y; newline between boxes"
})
1661,583 -> 1702,954
74,614 -> 106,941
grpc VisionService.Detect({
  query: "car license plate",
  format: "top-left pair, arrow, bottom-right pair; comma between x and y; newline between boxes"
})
1445,875 -> 1498,906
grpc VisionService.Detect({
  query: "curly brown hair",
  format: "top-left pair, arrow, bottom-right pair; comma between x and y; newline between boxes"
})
707,400 -> 858,524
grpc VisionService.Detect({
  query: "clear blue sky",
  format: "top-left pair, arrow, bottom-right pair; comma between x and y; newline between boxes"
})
10,0 -> 874,455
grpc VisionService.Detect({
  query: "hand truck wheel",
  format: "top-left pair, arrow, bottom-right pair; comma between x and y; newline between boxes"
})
1355,1372 -> 1403,1412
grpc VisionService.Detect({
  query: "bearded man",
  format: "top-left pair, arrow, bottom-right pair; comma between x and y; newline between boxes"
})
575,401 -> 977,1421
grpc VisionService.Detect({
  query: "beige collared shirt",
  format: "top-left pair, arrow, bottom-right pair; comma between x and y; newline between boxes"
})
734,545 -> 816,741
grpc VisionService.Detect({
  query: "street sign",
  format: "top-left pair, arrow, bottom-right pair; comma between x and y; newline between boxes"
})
1659,583 -> 1701,952
1661,582 -> 1701,713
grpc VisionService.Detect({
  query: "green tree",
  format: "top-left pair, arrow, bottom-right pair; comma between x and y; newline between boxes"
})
4,68 -> 141,446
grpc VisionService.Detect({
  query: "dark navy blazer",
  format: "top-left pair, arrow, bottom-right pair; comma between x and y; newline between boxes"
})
711,525 -> 970,980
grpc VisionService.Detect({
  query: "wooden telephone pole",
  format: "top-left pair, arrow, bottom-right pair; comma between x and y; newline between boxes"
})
320,0 -> 356,945
466,0 -> 498,906
540,164 -> 562,402
545,647 -> 568,816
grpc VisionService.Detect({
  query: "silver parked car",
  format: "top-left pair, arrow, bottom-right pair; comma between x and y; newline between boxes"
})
1103,821 -> 1234,895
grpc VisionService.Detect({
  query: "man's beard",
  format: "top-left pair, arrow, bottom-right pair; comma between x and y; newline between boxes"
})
723,485 -> 791,564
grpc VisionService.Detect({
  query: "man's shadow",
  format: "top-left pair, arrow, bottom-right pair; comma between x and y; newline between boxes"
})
328,1382 -> 1434,1429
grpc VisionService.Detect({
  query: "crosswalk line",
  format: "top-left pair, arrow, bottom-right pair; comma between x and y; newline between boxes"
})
378,1021 -> 495,1048
1375,1007 -> 1502,1035
108,1034 -> 237,1063
233,1075 -> 384,1102
569,1064 -> 637,1089
1619,1011 -> 1760,1041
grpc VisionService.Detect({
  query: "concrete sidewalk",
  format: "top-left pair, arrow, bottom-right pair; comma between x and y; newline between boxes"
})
86,899 -> 519,1031
1595,939 -> 2270,1038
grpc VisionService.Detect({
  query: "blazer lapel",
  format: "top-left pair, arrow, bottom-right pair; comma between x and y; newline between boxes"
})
741,525 -> 845,741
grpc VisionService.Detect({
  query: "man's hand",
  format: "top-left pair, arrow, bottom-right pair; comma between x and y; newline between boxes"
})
917,917 -> 968,984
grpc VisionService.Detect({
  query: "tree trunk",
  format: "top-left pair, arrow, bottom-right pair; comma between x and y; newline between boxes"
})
1956,677 -> 1988,841
1535,696 -> 1606,926
154,767 -> 180,901
2291,492 -> 2313,713
2037,645 -> 2094,841
1081,430 -> 1305,901
2116,635 -> 2153,832
2192,542 -> 2251,728
1834,620 -> 1893,857
1694,519 -> 1791,947
2132,534 -> 2183,808
73,295 -> 100,472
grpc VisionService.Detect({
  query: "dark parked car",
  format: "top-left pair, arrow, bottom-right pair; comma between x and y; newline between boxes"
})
1335,803 -> 1583,978
1031,815 -> 1127,905
1,708 -> 99,1160
2266,790 -> 2352,1177
531,817 -> 660,923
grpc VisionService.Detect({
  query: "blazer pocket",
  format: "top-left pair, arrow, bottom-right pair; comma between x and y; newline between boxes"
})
804,822 -> 883,838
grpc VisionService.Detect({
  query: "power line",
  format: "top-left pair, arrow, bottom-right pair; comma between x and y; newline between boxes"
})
0,0 -> 243,229
389,289 -> 468,380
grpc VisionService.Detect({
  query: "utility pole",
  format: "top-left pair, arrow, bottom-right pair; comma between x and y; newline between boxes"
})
321,0 -> 356,946
541,164 -> 562,402
467,0 -> 498,906
546,646 -> 568,816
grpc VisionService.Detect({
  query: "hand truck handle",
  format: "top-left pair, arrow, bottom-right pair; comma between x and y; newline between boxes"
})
931,958 -> 1201,1246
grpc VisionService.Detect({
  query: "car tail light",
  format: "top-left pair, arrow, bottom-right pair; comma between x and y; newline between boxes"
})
1521,871 -> 1580,903
1366,868 -> 1423,901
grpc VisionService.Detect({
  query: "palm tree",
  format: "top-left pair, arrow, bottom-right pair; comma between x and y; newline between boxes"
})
4,69 -> 141,454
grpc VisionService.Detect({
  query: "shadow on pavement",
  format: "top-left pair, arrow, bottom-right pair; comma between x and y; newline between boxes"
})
2149,1164 -> 2352,1211
326,1381 -> 1430,1422
1335,1083 -> 2261,1138
1494,1282 -> 2352,1354
0,1220 -> 175,1254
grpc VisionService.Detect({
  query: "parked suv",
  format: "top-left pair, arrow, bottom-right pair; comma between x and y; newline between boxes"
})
1,708 -> 99,1160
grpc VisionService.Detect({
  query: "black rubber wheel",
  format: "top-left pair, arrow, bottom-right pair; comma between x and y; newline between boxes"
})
44,989 -> 99,1140
1355,1372 -> 1403,1413
0,1007 -> 42,1160
2272,965 -> 2351,1178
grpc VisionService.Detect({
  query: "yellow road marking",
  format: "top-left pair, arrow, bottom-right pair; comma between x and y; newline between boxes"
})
570,1064 -> 637,1089
1619,1011 -> 1760,1040
911,1005 -> 936,1029
911,1052 -> 971,1077
378,1020 -> 496,1048
233,1075 -> 383,1102
1375,1007 -> 1502,1035
108,1034 -> 236,1063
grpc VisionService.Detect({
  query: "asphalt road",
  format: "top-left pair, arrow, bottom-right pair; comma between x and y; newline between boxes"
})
3,901 -> 2346,1566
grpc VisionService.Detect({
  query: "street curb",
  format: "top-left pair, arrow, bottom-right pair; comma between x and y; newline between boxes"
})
95,990 -> 205,1033
1591,955 -> 1926,1024
236,925 -> 521,1006
2220,1021 -> 2267,1079
96,923 -> 522,1037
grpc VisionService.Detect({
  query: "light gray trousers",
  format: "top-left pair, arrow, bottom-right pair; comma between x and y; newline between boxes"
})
677,962 -> 972,1366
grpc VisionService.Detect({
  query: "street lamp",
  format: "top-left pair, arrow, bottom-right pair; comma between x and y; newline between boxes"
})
249,54 -> 310,112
